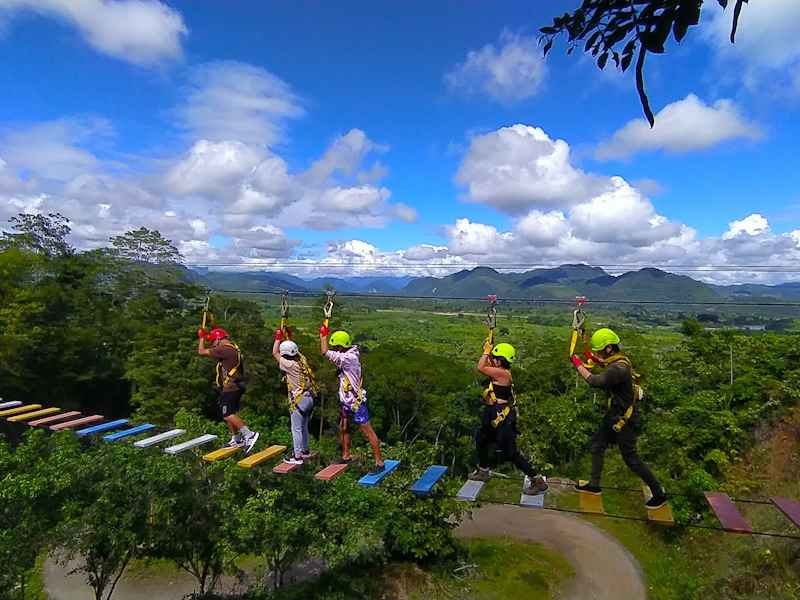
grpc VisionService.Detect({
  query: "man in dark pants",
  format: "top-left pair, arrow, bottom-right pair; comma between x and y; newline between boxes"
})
570,328 -> 667,508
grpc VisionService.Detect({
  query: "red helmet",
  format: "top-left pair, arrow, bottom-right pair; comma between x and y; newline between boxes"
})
207,327 -> 228,342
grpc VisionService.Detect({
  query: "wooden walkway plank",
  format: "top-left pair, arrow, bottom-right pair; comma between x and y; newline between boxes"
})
0,401 -> 23,410
50,415 -> 103,431
133,429 -> 186,448
76,419 -> 129,437
705,492 -> 752,533
237,445 -> 286,469
29,411 -> 81,427
164,434 -> 217,455
315,463 -> 349,481
103,424 -> 156,442
520,476 -> 545,508
273,461 -> 303,474
577,480 -> 605,514
410,465 -> 448,496
771,497 -> 800,529
358,459 -> 401,487
203,446 -> 241,462
456,480 -> 484,502
7,407 -> 61,422
643,484 -> 674,525
0,404 -> 42,418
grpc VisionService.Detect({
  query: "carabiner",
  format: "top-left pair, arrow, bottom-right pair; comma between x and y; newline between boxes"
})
323,290 -> 335,320
485,294 -> 498,330
280,290 -> 290,320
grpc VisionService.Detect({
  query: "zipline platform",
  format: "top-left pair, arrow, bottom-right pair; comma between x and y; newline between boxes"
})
705,492 -> 752,534
410,465 -> 448,496
358,459 -> 400,487
29,411 -> 81,427
103,423 -> 155,442
134,429 -> 185,448
315,463 -> 349,481
237,445 -> 286,469
7,407 -> 61,422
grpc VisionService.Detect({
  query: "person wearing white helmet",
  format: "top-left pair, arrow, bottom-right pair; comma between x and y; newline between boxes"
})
272,329 -> 317,464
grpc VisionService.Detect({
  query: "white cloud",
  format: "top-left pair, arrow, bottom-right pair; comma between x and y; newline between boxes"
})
0,0 -> 187,66
455,124 -> 606,212
703,0 -> 800,92
445,30 -> 546,104
446,218 -> 514,257
164,140 -> 264,197
723,213 -> 770,240
515,210 -> 568,247
179,61 -> 303,147
596,94 -> 762,160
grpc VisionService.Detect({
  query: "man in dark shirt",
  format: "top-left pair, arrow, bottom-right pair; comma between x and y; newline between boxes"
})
571,328 -> 667,508
198,326 -> 259,453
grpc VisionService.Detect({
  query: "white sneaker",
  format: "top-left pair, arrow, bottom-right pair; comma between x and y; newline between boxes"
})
243,432 -> 259,454
283,454 -> 303,465
225,436 -> 243,448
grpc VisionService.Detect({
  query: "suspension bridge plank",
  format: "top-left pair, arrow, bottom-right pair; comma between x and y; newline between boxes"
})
50,415 -> 103,431
705,492 -> 752,533
358,460 -> 401,487
771,497 -> 800,529
237,445 -> 286,469
643,484 -> 674,525
520,476 -> 545,508
456,480 -> 484,501
133,429 -> 186,448
0,401 -> 22,410
203,446 -> 241,462
410,465 -> 448,496
164,434 -> 217,455
315,463 -> 349,481
29,411 -> 81,427
7,407 -> 61,422
103,423 -> 156,442
577,480 -> 605,514
273,461 -> 302,474
0,404 -> 42,418
76,419 -> 129,437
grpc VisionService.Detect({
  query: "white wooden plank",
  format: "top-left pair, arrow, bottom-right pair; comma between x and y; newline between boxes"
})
456,479 -> 485,501
133,428 -> 186,448
164,434 -> 217,455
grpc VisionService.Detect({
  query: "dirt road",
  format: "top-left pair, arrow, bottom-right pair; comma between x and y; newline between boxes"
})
456,504 -> 647,600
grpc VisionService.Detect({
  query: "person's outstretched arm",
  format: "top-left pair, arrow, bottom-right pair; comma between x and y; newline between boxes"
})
272,330 -> 283,362
197,329 -> 212,357
477,339 -> 506,380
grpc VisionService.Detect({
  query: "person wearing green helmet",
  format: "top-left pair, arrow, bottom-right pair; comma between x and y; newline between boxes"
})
571,328 -> 667,509
469,338 -> 548,496
320,325 -> 384,474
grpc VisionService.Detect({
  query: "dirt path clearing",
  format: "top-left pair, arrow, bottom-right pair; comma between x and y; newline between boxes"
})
457,504 -> 647,600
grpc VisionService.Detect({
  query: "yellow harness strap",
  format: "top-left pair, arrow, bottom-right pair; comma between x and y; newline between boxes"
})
341,371 -> 365,412
603,353 -> 643,432
483,381 -> 516,428
215,341 -> 243,389
287,354 -> 317,413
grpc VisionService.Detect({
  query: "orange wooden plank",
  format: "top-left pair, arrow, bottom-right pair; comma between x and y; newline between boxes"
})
29,411 -> 82,426
315,463 -> 349,481
50,415 -> 103,431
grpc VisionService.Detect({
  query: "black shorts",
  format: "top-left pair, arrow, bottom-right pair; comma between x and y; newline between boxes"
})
217,389 -> 244,419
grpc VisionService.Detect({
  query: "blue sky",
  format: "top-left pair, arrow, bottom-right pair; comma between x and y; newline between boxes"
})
1,0 -> 799,282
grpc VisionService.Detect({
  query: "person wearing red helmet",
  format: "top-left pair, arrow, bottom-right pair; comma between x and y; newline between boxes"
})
198,326 -> 259,453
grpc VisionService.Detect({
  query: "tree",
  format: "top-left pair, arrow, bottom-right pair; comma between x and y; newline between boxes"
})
540,1 -> 749,125
109,227 -> 181,264
0,212 -> 72,257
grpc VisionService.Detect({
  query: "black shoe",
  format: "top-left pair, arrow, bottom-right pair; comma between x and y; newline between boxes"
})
575,483 -> 602,495
338,456 -> 354,465
646,494 -> 668,509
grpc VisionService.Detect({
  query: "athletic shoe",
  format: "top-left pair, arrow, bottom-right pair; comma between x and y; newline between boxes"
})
575,482 -> 602,494
301,450 -> 314,459
523,475 -> 548,496
243,432 -> 259,454
283,454 -> 304,465
367,463 -> 385,475
225,436 -> 243,449
468,467 -> 492,482
645,494 -> 668,509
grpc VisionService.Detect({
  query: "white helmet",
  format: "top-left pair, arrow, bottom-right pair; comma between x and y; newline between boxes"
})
279,340 -> 299,358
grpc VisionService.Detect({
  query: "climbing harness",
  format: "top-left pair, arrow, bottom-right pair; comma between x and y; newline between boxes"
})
287,354 -> 318,416
569,296 -> 596,367
480,294 -> 515,428
602,353 -> 644,432
215,340 -> 245,390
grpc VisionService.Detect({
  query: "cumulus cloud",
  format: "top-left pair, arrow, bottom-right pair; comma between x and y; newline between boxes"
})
179,61 -> 303,147
455,124 -> 607,212
723,213 -> 770,240
445,30 -> 547,104
164,140 -> 264,197
0,0 -> 187,66
596,95 -> 762,160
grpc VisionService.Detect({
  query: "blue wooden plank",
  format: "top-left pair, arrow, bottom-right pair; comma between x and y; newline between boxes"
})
410,465 -> 448,495
76,419 -> 129,437
103,423 -> 155,442
357,459 -> 401,487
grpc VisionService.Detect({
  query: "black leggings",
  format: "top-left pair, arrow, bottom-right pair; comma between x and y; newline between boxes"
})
590,416 -> 663,494
476,404 -> 536,477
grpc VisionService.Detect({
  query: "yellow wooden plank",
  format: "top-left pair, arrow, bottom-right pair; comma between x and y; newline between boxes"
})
203,446 -> 241,462
642,484 -> 674,525
0,404 -> 42,418
577,479 -> 605,514
237,445 -> 286,469
7,407 -> 61,422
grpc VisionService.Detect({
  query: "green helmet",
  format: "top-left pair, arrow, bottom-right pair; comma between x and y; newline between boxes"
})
590,328 -> 620,352
329,330 -> 352,348
491,342 -> 516,364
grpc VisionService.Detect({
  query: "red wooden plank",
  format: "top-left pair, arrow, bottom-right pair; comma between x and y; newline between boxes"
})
704,492 -> 752,533
50,415 -> 103,431
29,411 -> 82,427
772,497 -> 800,529
315,463 -> 349,481
272,461 -> 302,474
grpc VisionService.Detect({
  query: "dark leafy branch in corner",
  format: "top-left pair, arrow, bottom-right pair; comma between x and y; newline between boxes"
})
539,0 -> 748,126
